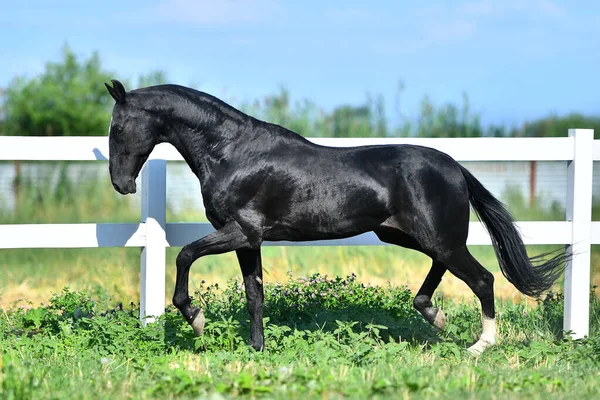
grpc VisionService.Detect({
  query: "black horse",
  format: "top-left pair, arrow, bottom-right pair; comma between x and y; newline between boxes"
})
105,80 -> 568,355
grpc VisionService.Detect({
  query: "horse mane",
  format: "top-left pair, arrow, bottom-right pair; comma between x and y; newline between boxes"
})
129,84 -> 311,148
130,84 -> 252,127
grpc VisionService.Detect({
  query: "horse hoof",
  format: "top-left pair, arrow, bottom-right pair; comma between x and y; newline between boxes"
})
190,310 -> 205,336
433,309 -> 446,331
467,339 -> 492,356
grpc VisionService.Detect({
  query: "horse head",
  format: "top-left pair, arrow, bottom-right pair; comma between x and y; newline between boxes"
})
105,79 -> 162,194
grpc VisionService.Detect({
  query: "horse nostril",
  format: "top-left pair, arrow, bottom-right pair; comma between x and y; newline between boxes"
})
112,182 -> 120,192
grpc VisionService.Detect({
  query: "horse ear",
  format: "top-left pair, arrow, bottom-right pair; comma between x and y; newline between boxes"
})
105,79 -> 127,104
105,82 -> 118,102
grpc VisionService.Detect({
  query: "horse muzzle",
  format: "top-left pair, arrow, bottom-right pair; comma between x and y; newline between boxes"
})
112,178 -> 136,195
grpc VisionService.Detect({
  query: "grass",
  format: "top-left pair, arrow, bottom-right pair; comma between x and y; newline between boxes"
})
1,275 -> 599,399
2,174 -> 600,398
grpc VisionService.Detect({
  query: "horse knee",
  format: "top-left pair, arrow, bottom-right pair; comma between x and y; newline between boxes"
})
176,246 -> 193,269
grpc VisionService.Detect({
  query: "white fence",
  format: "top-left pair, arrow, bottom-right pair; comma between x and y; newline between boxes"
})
0,130 -> 597,339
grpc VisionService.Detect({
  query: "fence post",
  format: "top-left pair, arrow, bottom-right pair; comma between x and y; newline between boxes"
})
564,129 -> 594,339
140,159 -> 167,325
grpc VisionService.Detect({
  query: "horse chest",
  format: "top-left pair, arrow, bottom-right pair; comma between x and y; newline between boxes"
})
200,187 -> 233,224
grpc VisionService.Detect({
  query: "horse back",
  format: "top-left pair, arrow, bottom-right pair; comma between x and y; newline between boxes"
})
214,141 -> 467,242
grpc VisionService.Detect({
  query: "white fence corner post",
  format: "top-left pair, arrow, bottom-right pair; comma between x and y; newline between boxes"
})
140,159 -> 167,326
564,128 -> 594,339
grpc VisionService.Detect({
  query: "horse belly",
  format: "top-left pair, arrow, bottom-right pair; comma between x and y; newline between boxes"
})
263,188 -> 391,242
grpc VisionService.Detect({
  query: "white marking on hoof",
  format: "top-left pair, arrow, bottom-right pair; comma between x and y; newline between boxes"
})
468,316 -> 496,356
433,309 -> 446,331
467,339 -> 492,356
480,316 -> 497,345
255,276 -> 263,285
191,311 -> 205,336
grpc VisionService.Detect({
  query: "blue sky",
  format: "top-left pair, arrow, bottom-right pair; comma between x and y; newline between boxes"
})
1,0 -> 598,129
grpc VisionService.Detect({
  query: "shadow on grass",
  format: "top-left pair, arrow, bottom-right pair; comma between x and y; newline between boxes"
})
162,301 -> 444,354
161,290 -> 586,354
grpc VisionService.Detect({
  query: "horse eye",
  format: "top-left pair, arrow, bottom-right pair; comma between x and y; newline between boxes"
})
115,126 -> 124,136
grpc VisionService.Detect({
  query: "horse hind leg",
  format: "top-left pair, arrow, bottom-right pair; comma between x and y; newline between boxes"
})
375,228 -> 447,330
413,260 -> 447,330
438,246 -> 497,355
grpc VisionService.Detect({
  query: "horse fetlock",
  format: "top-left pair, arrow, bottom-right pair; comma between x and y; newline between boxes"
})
413,295 -> 432,311
415,301 -> 445,330
172,294 -> 191,309
189,308 -> 205,337
468,316 -> 497,356
480,316 -> 497,344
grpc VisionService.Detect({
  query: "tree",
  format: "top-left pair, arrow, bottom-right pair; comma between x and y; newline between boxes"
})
3,45 -> 116,137
1,45 -> 168,209
2,44 -> 169,137
328,104 -> 372,137
416,93 -> 484,138
0,87 -> 5,134
137,71 -> 169,89
520,114 -> 600,139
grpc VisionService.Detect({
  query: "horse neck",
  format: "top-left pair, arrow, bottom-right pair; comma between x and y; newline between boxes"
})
164,104 -> 250,184
153,88 -> 309,183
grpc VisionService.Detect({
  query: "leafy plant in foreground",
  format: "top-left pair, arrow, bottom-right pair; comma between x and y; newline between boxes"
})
2,279 -> 600,399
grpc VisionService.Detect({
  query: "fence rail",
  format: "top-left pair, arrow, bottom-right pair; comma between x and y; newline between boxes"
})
0,130 -> 596,339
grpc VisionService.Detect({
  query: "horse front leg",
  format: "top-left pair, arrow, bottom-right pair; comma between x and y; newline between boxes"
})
236,248 -> 265,351
172,221 -> 251,336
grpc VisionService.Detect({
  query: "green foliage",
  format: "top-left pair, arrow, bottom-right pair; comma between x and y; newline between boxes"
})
241,85 -> 600,139
0,88 -> 5,134
136,70 -> 168,89
522,113 -> 600,139
3,45 -> 115,137
1,280 -> 599,399
242,87 -> 488,138
1,44 -> 168,138
190,272 -> 426,349
325,94 -> 388,138
415,93 -> 484,138
240,87 -> 389,138
1,44 -> 596,140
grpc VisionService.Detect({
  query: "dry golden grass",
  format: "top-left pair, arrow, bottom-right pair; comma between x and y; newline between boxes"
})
2,245 -> 598,309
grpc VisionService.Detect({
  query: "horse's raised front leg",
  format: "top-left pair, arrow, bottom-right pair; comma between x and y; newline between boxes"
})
236,249 -> 265,351
172,221 -> 251,336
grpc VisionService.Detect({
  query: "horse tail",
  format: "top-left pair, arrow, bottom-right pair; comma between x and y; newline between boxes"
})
459,165 -> 570,297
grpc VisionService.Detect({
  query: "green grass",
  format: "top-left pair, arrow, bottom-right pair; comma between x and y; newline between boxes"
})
2,176 -> 600,398
1,275 -> 599,399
